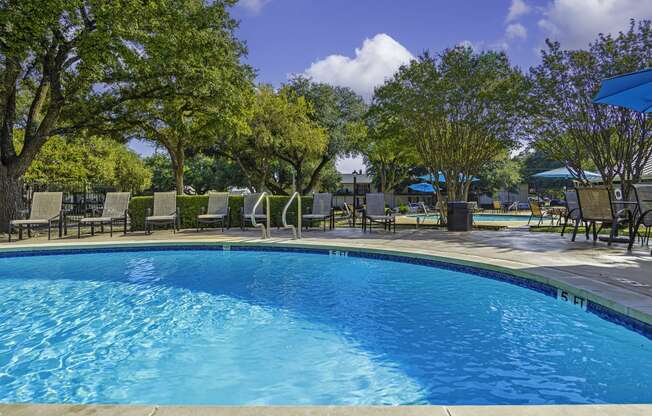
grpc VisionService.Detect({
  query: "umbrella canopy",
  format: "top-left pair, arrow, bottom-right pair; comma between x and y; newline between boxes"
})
418,173 -> 479,183
532,167 -> 601,180
593,68 -> 652,113
408,182 -> 437,193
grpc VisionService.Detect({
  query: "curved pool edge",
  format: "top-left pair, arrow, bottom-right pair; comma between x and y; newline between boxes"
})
1,403 -> 652,416
1,240 -> 651,340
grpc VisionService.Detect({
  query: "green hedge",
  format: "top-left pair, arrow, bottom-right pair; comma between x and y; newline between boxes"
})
129,195 -> 314,231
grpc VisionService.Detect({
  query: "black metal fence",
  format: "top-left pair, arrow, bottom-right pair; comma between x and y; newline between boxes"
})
20,181 -> 117,218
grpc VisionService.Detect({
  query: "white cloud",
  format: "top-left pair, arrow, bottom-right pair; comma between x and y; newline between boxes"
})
538,0 -> 652,49
457,40 -> 477,50
302,33 -> 414,100
505,23 -> 528,41
238,0 -> 270,14
506,0 -> 531,22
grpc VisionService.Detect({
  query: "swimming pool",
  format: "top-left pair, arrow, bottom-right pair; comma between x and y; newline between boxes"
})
410,214 -> 544,222
0,246 -> 650,405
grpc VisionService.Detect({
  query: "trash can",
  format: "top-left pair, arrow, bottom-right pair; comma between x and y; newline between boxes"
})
447,201 -> 473,231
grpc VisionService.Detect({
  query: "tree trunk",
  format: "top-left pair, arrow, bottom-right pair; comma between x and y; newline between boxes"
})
0,166 -> 21,234
174,161 -> 184,195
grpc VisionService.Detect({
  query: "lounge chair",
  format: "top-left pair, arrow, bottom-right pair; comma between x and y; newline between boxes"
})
197,192 -> 229,232
302,192 -> 333,231
561,190 -> 587,237
241,193 -> 267,230
338,202 -> 354,227
573,186 -> 615,242
527,200 -> 552,226
363,193 -> 395,233
145,192 -> 179,234
627,184 -> 652,253
77,192 -> 130,238
9,192 -> 63,242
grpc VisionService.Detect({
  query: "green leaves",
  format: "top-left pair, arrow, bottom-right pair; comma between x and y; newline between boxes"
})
528,19 -> 652,187
369,47 -> 527,201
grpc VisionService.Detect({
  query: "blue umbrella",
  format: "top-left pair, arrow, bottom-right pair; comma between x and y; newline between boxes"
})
418,172 -> 479,183
408,182 -> 437,193
532,167 -> 601,181
593,68 -> 652,113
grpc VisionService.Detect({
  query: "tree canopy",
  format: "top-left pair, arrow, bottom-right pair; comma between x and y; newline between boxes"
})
528,19 -> 652,190
0,0 -> 248,229
370,47 -> 527,202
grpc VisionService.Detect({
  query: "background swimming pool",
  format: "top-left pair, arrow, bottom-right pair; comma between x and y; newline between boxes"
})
0,248 -> 650,405
410,214 -> 545,222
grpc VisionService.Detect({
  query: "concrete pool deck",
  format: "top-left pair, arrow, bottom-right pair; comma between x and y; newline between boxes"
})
1,227 -> 651,415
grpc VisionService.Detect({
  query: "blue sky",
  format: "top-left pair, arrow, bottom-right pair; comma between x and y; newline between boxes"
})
131,0 -> 652,171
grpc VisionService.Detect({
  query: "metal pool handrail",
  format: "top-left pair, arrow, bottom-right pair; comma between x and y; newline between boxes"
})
251,192 -> 271,239
282,192 -> 302,240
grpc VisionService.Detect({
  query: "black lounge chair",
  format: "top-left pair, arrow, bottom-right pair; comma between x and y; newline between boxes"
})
573,186 -> 615,242
78,192 -> 130,238
9,192 -> 63,242
363,193 -> 395,233
627,184 -> 652,254
197,192 -> 230,232
145,192 -> 179,234
241,193 -> 267,230
302,192 -> 333,231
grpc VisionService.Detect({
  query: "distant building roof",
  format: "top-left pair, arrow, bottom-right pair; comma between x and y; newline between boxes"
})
339,173 -> 373,184
644,157 -> 652,178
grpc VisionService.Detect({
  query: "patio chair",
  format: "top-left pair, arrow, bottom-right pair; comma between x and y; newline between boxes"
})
9,192 -> 63,242
574,186 -> 615,242
77,192 -> 130,238
338,202 -> 354,227
363,193 -> 395,233
302,192 -> 333,231
627,184 -> 652,253
197,192 -> 230,232
527,200 -> 552,226
240,193 -> 267,230
492,200 -> 503,213
561,190 -> 587,238
145,192 -> 179,234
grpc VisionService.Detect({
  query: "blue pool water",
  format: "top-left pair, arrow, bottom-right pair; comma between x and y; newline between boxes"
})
411,214 -> 545,222
0,248 -> 651,405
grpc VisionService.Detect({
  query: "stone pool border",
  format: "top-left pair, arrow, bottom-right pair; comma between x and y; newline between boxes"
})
1,240 -> 651,340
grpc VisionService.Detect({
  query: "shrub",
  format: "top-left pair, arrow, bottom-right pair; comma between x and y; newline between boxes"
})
128,194 -> 313,231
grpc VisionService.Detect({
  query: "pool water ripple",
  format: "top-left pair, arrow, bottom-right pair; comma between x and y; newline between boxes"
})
0,249 -> 650,404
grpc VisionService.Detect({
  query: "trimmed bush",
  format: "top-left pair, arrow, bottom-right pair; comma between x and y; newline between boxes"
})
128,194 -> 313,231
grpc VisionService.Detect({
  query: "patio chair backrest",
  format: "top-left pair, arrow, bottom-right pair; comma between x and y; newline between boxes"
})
633,184 -> 652,227
576,186 -> 613,222
153,192 -> 177,217
365,193 -> 386,216
29,192 -> 63,220
492,200 -> 501,210
244,193 -> 264,215
311,193 -> 332,216
564,190 -> 581,220
529,200 -> 544,217
342,202 -> 352,217
207,192 -> 229,215
102,192 -> 130,219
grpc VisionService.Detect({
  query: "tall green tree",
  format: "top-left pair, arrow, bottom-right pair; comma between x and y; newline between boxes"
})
529,20 -> 652,191
363,109 -> 417,193
284,77 -> 368,192
123,1 -> 254,194
221,85 -> 328,195
16,132 -> 151,192
372,48 -> 527,202
0,0 -> 246,231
